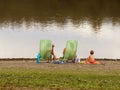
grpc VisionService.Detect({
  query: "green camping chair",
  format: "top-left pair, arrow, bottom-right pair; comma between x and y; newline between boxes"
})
63,40 -> 78,60
40,40 -> 52,60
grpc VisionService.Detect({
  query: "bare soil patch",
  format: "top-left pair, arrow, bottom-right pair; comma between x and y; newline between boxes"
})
0,60 -> 120,71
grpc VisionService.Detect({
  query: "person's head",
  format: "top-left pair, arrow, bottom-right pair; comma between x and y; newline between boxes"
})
90,50 -> 94,55
52,44 -> 55,47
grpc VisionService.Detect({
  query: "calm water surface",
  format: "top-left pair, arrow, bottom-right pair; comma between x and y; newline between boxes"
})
0,0 -> 120,59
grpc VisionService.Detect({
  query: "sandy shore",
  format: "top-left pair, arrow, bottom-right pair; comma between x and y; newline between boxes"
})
0,59 -> 120,71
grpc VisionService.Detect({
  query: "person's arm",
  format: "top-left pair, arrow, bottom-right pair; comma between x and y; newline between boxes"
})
51,47 -> 55,55
63,48 -> 66,55
85,56 -> 90,62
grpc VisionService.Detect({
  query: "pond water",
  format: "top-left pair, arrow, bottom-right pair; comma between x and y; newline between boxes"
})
0,0 -> 120,59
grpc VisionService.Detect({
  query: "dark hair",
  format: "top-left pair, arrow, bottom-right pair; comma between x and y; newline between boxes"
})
90,50 -> 94,55
52,44 -> 55,47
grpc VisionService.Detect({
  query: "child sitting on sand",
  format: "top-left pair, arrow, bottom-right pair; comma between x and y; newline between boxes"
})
85,50 -> 101,64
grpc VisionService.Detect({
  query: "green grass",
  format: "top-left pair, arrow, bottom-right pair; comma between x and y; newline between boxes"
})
0,68 -> 120,90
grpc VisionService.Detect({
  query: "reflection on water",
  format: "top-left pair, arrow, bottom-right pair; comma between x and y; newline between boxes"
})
0,20 -> 120,59
0,0 -> 120,58
0,0 -> 120,31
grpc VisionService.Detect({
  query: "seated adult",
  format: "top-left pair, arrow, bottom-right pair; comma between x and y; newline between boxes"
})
50,44 -> 57,61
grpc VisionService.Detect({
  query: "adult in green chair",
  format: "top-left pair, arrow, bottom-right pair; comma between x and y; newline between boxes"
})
40,40 -> 57,62
63,40 -> 78,61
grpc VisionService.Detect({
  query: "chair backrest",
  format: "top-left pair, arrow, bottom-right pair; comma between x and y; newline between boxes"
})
64,40 -> 78,60
40,40 -> 52,60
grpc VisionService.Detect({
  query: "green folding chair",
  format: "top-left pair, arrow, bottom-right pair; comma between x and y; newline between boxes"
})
63,40 -> 78,61
40,40 -> 52,60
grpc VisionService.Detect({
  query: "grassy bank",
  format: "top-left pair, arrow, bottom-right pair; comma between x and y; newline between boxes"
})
0,67 -> 120,90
